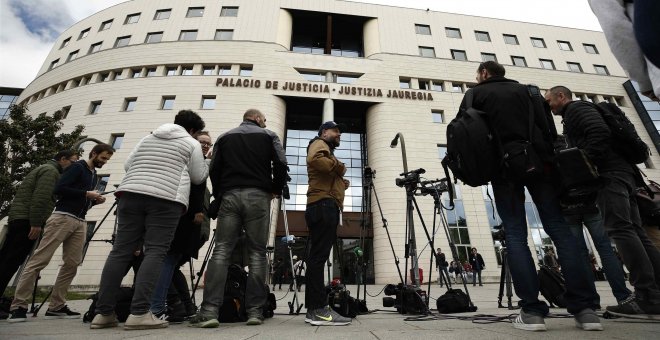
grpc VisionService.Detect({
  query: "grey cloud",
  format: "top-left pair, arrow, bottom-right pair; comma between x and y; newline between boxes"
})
8,0 -> 75,42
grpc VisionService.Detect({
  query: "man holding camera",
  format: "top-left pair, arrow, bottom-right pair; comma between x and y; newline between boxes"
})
304,121 -> 351,326
545,85 -> 660,319
189,109 -> 287,328
467,61 -> 601,331
8,144 -> 114,323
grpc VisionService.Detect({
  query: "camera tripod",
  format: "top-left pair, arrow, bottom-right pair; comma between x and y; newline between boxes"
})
497,242 -> 517,309
279,195 -> 304,315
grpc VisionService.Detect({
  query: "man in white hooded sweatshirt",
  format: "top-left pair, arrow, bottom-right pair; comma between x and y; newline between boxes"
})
91,110 -> 209,330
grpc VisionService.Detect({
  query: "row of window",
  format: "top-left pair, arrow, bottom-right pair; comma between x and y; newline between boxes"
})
88,94 -> 219,115
417,46 -> 610,75
415,24 -> 599,54
50,29 -> 236,70
59,6 -> 239,49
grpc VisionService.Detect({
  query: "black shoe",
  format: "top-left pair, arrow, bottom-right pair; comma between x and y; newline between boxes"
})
606,295 -> 660,320
154,310 -> 185,324
0,309 -> 8,320
8,307 -> 28,323
45,305 -> 81,319
184,303 -> 197,318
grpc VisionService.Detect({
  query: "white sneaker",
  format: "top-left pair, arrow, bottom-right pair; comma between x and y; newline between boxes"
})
512,309 -> 546,331
124,311 -> 168,330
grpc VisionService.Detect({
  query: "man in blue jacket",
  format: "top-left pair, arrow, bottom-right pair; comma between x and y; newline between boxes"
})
8,144 -> 114,323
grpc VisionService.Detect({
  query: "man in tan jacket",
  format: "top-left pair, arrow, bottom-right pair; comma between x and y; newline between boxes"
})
303,121 -> 351,326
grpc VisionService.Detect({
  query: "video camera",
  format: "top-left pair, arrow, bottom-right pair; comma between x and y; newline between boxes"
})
382,283 -> 427,315
418,178 -> 450,197
395,168 -> 425,188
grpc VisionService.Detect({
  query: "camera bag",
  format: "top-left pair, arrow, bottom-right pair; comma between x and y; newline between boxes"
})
436,288 -> 471,313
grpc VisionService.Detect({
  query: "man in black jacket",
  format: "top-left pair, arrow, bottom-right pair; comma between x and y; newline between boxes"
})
469,248 -> 485,286
467,61 -> 601,331
8,144 -> 113,323
190,109 -> 287,327
546,85 -> 660,319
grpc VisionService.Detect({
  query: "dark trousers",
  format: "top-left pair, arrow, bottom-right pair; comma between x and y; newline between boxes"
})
598,171 -> 660,304
305,199 -> 339,310
96,193 -> 182,315
0,220 -> 37,295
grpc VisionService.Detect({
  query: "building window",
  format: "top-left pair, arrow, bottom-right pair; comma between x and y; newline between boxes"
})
511,55 -> 527,67
300,71 -> 326,82
146,68 -> 157,77
558,40 -> 573,51
115,35 -> 131,47
584,43 -> 599,54
161,96 -> 175,110
475,31 -> 491,42
540,59 -> 555,70
145,32 -> 163,43
201,96 -> 216,109
419,46 -> 435,58
432,110 -> 445,123
96,176 -> 110,193
503,34 -> 519,45
186,7 -> 204,17
202,66 -> 215,75
432,81 -> 444,91
49,59 -> 60,70
123,98 -> 137,111
60,37 -> 71,49
67,50 -> 79,62
399,78 -> 411,89
110,133 -> 124,149
99,19 -> 113,31
179,30 -> 198,41
89,42 -> 102,54
594,64 -> 610,75
220,6 -> 239,17
239,66 -> 253,76
154,9 -> 171,20
451,49 -> 467,61
89,101 -> 102,115
165,66 -> 177,76
334,73 -> 359,84
131,68 -> 142,78
481,53 -> 497,62
78,28 -> 90,40
415,24 -> 431,35
113,70 -> 123,80
100,72 -> 110,82
124,13 -> 140,24
219,65 -> 231,75
567,62 -> 583,72
181,66 -> 193,75
451,82 -> 463,93
215,29 -> 234,40
445,27 -> 462,39
531,37 -> 546,48
60,106 -> 71,119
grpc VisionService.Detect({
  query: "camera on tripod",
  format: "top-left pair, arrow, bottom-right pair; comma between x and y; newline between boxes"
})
418,179 -> 449,197
395,168 -> 425,188
381,283 -> 427,314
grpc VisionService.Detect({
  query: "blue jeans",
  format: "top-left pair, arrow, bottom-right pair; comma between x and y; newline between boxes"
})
198,188 -> 271,317
565,211 -> 632,303
492,179 -> 600,316
150,252 -> 182,313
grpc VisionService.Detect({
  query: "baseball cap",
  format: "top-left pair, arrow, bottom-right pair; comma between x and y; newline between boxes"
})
318,121 -> 344,136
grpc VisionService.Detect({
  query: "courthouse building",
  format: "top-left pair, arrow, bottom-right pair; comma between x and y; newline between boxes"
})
13,0 -> 660,287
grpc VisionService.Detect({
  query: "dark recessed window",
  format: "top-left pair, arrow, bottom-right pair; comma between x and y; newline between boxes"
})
215,29 -> 234,40
89,42 -> 102,54
186,7 -> 204,17
415,24 -> 431,35
99,19 -> 113,31
61,106 -> 71,119
154,9 -> 171,20
451,49 -> 467,61
67,50 -> 79,62
334,73 -> 359,84
145,32 -> 163,43
567,62 -> 583,72
110,134 -> 124,149
181,66 -> 193,76
60,37 -> 71,49
220,7 -> 239,17
452,83 -> 464,93
399,78 -> 410,89
432,81 -> 444,91
239,66 -> 253,76
114,35 -> 131,47
123,98 -> 137,111
503,34 -> 519,45
594,64 -> 609,75
511,56 -> 527,67
219,65 -> 232,75
481,53 -> 497,62
146,68 -> 157,77
531,37 -> 546,48
475,31 -> 490,42
131,68 -> 142,78
161,96 -> 175,110
202,66 -> 215,75
558,40 -> 573,51
165,67 -> 177,76
445,27 -> 462,39
432,110 -> 445,123
49,59 -> 60,70
179,30 -> 198,41
124,13 -> 140,24
540,59 -> 555,70
584,43 -> 599,54
78,28 -> 90,40
89,101 -> 102,115
201,96 -> 216,109
419,46 -> 436,57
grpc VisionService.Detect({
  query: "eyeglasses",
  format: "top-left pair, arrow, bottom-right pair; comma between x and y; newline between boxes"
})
200,142 -> 213,147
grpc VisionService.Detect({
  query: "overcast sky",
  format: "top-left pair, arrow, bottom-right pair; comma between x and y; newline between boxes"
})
0,0 -> 602,88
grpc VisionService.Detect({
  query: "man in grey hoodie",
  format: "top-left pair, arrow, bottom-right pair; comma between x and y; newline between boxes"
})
91,110 -> 209,330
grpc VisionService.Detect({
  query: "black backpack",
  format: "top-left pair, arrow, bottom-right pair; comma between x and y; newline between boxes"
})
218,264 -> 276,323
442,89 -> 500,187
594,102 -> 650,164
435,289 -> 473,313
538,265 -> 567,308
83,287 -> 133,323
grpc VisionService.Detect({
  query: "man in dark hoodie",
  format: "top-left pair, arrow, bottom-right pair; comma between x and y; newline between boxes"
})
0,150 -> 78,301
8,144 -> 114,323
468,61 -> 601,332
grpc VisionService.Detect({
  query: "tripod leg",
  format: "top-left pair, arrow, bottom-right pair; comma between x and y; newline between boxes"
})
188,259 -> 197,307
498,259 -> 506,308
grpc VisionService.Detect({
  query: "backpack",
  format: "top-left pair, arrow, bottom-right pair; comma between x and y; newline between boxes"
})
594,102 -> 650,164
442,89 -> 500,187
83,287 -> 133,323
537,265 -> 567,308
218,264 -> 276,323
435,289 -> 472,313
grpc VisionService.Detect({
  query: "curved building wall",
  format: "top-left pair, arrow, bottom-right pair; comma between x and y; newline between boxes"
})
15,0 -> 659,287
